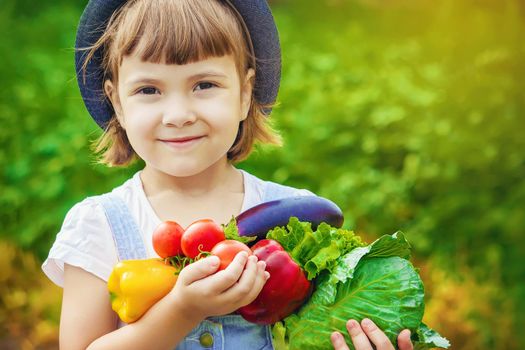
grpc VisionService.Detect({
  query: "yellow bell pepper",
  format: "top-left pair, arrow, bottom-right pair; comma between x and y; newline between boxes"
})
107,258 -> 178,323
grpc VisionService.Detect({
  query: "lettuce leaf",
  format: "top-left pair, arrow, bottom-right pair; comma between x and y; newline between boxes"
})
267,217 -> 366,279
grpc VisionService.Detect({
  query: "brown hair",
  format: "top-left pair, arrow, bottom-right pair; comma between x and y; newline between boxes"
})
80,0 -> 282,166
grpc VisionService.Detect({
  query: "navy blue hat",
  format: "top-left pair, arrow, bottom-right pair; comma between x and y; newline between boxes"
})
75,0 -> 281,129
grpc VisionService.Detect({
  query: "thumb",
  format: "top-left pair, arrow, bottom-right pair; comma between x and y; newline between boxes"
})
179,255 -> 220,285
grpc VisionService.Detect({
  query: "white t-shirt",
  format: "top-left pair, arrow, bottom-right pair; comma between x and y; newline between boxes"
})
42,169 -> 313,287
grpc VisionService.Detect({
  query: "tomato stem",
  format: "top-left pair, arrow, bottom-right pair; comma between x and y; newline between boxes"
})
195,245 -> 212,261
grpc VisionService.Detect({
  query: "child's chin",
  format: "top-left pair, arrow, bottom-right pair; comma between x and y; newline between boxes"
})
157,163 -> 213,178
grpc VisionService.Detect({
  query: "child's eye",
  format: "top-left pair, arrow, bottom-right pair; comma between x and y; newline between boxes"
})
137,87 -> 159,95
195,82 -> 217,91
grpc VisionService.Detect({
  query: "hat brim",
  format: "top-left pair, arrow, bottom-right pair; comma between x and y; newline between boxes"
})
75,0 -> 281,129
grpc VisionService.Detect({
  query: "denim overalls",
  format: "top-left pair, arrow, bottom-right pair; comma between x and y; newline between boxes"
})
97,181 -> 302,349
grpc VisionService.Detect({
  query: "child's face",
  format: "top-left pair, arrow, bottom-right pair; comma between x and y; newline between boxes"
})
105,54 -> 253,177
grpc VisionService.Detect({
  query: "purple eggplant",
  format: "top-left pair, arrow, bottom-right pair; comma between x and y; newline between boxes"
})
236,196 -> 344,242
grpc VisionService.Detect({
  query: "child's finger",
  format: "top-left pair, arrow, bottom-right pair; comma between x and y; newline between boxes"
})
249,261 -> 270,297
360,318 -> 395,350
178,255 -> 220,285
220,255 -> 259,301
397,329 -> 413,350
238,260 -> 269,305
330,332 -> 350,350
206,251 -> 249,293
346,320 -> 373,350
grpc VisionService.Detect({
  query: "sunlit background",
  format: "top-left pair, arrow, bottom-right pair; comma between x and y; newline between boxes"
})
1,0 -> 524,348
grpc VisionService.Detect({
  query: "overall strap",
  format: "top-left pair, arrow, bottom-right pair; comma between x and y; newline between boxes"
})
97,192 -> 148,261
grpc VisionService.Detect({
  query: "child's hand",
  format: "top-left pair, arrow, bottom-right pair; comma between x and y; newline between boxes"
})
170,252 -> 269,321
330,318 -> 413,350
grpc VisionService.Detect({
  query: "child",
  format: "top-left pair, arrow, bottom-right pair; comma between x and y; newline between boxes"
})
42,0 -> 413,349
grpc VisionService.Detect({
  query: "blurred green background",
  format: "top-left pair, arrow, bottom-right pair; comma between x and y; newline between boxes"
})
1,0 -> 524,348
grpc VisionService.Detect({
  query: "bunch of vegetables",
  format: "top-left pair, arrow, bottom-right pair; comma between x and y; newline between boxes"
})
108,196 -> 335,324
107,196 -> 450,349
107,218 -> 255,324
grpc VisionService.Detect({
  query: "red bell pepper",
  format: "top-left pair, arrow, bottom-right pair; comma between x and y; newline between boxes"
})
238,239 -> 312,324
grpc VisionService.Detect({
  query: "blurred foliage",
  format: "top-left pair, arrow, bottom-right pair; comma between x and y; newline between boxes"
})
1,0 -> 524,349
420,259 -> 519,350
0,241 -> 61,349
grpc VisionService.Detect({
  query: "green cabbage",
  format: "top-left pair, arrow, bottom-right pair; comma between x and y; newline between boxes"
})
267,218 -> 449,350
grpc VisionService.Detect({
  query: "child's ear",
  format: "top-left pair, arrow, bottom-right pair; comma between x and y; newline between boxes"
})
104,79 -> 126,129
240,68 -> 255,121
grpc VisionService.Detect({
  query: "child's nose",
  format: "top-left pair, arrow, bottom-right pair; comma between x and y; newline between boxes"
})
161,98 -> 197,128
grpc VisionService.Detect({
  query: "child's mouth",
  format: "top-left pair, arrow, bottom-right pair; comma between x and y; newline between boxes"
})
160,136 -> 205,149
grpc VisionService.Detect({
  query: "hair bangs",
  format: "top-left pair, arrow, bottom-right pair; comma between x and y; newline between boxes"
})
110,0 -> 249,71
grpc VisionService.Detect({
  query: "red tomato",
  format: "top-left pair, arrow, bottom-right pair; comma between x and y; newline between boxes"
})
211,240 -> 252,270
152,221 -> 185,258
181,219 -> 225,258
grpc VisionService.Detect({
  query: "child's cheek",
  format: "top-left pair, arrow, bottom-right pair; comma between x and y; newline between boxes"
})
126,104 -> 160,129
